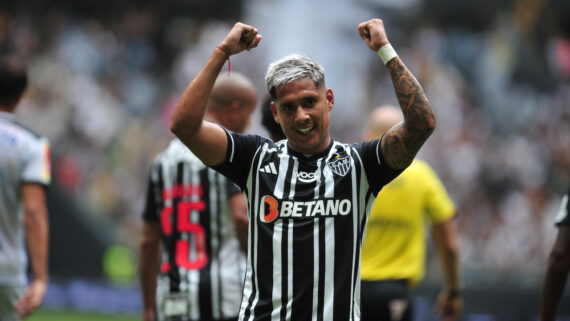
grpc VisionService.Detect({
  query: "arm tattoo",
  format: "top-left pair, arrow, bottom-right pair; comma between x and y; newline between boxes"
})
381,57 -> 435,169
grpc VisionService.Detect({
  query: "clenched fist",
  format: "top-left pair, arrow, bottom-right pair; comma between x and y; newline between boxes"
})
218,22 -> 262,56
358,19 -> 390,52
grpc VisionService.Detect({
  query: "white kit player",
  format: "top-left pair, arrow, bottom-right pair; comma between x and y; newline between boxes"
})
0,57 -> 51,320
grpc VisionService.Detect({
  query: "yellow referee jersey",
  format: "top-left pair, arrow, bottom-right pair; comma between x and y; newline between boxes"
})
361,159 -> 455,286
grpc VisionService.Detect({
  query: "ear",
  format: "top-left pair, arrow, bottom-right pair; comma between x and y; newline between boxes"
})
326,89 -> 334,111
270,101 -> 280,124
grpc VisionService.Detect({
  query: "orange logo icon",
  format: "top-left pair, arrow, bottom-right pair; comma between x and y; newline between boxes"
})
260,195 -> 279,223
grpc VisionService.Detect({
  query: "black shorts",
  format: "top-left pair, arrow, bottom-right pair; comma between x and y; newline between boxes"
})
361,279 -> 413,321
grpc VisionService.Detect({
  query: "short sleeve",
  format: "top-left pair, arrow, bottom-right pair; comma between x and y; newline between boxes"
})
353,137 -> 405,195
226,180 -> 241,197
142,165 -> 160,222
21,137 -> 51,185
422,163 -> 456,224
211,127 -> 268,190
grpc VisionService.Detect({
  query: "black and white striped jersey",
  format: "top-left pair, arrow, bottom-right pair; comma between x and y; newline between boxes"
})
555,185 -> 570,226
143,139 -> 246,321
212,129 -> 403,321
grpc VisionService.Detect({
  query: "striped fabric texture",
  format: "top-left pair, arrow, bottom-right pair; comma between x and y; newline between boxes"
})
144,139 -> 245,321
213,130 -> 402,321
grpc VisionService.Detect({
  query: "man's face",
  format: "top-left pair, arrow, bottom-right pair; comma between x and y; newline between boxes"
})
271,78 -> 334,155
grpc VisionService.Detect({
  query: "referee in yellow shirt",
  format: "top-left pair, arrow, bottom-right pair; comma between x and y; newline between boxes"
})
360,106 -> 462,321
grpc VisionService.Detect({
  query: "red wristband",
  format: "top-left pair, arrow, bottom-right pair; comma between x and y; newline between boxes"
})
216,46 -> 231,76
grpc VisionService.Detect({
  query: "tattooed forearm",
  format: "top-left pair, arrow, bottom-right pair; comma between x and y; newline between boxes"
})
381,57 -> 435,169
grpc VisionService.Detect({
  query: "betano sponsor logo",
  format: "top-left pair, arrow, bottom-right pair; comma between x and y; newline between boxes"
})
260,195 -> 352,223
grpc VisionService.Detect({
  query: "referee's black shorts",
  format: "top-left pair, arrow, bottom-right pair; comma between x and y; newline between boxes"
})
361,279 -> 412,321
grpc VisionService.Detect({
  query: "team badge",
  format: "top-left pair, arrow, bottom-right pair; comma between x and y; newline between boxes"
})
328,155 -> 351,177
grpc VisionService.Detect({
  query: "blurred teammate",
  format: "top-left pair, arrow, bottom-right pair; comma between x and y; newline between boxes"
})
0,56 -> 51,320
360,106 -> 461,321
260,96 -> 286,142
170,19 -> 435,320
140,72 -> 256,321
541,184 -> 570,321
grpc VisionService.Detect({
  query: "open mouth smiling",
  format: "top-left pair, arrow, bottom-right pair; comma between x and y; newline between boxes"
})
297,126 -> 314,134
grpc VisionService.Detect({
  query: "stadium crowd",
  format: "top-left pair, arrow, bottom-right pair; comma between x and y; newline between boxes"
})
1,0 -> 569,292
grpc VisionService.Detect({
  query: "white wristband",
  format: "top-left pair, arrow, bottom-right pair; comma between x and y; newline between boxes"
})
377,44 -> 398,65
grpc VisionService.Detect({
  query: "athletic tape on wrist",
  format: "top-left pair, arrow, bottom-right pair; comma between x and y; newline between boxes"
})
377,44 -> 398,65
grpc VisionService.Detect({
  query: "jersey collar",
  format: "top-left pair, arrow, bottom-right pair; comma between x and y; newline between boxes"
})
0,111 -> 16,121
287,140 -> 334,160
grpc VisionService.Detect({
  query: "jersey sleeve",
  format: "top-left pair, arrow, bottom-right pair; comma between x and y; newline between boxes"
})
354,137 -> 405,195
211,127 -> 267,190
142,164 -> 161,222
21,137 -> 51,185
226,180 -> 242,197
421,162 -> 456,224
555,185 -> 570,226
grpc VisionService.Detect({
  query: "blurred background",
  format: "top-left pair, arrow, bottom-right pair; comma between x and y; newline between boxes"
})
2,0 -> 570,320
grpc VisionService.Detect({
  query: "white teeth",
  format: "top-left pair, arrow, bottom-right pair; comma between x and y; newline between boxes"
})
298,127 -> 313,133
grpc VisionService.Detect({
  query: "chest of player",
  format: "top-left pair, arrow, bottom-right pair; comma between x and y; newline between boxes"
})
253,152 -> 363,224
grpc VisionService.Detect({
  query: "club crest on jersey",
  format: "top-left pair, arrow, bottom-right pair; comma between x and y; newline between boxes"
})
328,155 -> 351,177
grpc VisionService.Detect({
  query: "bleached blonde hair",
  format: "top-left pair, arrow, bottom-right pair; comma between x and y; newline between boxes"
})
264,53 -> 325,99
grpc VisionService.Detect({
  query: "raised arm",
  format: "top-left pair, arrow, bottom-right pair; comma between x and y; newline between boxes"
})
170,22 -> 262,166
358,19 -> 435,170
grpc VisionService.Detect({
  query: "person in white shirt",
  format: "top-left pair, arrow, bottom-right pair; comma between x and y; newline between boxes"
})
0,56 -> 51,320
